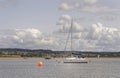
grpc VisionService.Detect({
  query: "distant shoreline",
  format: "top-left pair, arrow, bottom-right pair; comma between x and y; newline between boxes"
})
0,56 -> 120,60
0,57 -> 43,60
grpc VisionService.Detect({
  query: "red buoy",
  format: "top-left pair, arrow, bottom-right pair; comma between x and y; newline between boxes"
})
38,62 -> 43,67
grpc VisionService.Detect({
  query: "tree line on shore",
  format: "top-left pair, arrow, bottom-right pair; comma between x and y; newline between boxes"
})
0,48 -> 120,58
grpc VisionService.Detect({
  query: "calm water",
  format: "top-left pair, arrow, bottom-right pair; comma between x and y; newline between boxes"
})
0,58 -> 120,78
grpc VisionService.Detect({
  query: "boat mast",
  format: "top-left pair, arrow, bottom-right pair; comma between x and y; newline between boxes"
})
70,18 -> 73,54
63,17 -> 73,55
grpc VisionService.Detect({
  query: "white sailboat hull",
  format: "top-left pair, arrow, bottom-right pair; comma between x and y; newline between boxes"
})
63,57 -> 88,63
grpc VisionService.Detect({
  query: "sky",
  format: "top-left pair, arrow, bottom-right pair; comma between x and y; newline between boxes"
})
0,0 -> 120,51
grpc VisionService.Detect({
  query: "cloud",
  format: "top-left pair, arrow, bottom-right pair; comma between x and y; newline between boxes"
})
59,1 -> 79,11
59,0 -> 120,13
0,28 -> 59,50
83,0 -> 97,4
59,2 -> 74,11
15,28 -> 43,39
0,24 -> 120,51
56,15 -> 83,33
84,23 -> 120,51
60,14 -> 72,21
55,22 -> 120,51
81,5 -> 120,13
85,23 -> 119,40
56,22 -> 83,33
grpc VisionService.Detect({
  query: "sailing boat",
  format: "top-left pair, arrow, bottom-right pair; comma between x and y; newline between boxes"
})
63,18 -> 88,63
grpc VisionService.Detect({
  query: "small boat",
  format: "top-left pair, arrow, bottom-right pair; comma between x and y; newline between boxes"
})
45,57 -> 51,60
44,56 -> 51,60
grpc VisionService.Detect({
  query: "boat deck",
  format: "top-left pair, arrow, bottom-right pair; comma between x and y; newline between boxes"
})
64,61 -> 88,63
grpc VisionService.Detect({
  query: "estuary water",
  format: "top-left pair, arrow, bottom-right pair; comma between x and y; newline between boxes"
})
0,58 -> 120,78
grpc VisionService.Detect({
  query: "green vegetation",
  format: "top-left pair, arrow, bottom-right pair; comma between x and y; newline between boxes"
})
0,48 -> 120,58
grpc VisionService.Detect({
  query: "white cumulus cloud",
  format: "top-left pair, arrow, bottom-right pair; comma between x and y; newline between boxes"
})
55,22 -> 120,51
59,2 -> 73,10
56,15 -> 83,33
0,28 -> 59,50
59,0 -> 120,13
83,0 -> 97,4
0,24 -> 120,51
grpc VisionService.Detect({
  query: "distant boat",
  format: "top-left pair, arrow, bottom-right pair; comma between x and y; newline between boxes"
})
62,18 -> 88,63
44,56 -> 51,60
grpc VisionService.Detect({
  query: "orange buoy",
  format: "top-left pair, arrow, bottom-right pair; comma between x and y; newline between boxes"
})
38,62 -> 43,67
